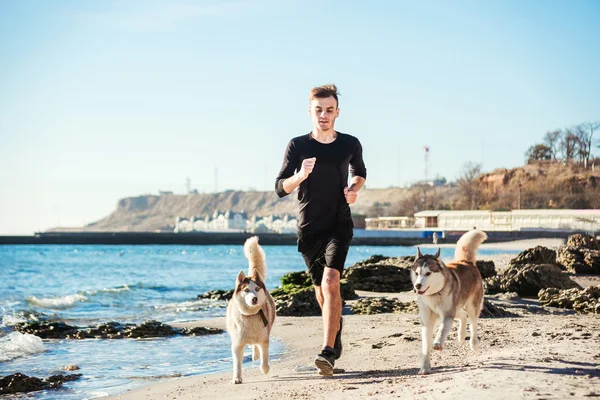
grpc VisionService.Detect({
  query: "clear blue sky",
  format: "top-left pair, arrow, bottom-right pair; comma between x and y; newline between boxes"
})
1,0 -> 599,235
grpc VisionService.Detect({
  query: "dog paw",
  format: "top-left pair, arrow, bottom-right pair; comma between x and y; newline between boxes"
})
232,377 -> 242,384
418,368 -> 431,375
470,339 -> 479,351
261,364 -> 270,374
433,342 -> 443,351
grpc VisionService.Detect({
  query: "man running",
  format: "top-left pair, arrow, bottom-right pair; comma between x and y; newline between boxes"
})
275,84 -> 367,375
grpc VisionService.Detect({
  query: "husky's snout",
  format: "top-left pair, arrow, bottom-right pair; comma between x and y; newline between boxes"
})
251,296 -> 258,305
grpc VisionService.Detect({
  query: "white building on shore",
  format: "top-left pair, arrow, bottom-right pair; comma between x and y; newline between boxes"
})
246,214 -> 297,234
174,211 -> 297,234
174,210 -> 248,233
411,209 -> 600,231
366,209 -> 600,232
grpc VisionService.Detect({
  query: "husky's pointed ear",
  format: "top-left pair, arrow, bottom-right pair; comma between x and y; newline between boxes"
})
236,270 -> 245,284
434,248 -> 441,259
254,271 -> 264,284
417,247 -> 423,259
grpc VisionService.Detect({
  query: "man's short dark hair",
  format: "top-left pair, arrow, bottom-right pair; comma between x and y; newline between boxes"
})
309,84 -> 340,107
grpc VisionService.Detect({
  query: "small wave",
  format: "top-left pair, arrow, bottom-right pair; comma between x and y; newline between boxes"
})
84,284 -> 131,296
127,373 -> 184,380
103,285 -> 131,293
2,314 -> 28,326
0,332 -> 45,362
1,310 -> 49,327
27,294 -> 88,309
153,299 -> 223,313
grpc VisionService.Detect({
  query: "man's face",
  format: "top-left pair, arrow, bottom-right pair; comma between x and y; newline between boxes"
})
309,96 -> 339,131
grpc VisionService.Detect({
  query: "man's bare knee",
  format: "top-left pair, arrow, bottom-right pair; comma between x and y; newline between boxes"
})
321,270 -> 341,297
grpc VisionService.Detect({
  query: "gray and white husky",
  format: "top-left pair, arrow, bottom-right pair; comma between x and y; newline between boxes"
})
226,236 -> 276,384
411,229 -> 487,374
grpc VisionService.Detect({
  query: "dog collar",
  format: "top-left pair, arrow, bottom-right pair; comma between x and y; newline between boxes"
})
258,309 -> 268,327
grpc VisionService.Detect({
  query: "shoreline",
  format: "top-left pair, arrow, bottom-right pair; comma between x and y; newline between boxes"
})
105,238 -> 600,400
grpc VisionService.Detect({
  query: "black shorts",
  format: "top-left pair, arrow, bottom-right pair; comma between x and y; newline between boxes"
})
297,225 -> 353,286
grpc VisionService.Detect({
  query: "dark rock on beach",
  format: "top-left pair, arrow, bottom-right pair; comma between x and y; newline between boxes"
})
351,298 -> 419,315
73,321 -> 127,339
342,255 -> 414,292
538,285 -> 600,314
0,372 -> 81,395
496,263 -> 581,297
15,320 -> 223,340
122,320 -> 180,338
280,271 -> 313,287
180,326 -> 224,336
14,321 -> 79,339
483,245 -> 582,297
273,287 -> 321,316
197,289 -> 234,301
480,299 -> 516,318
484,275 -> 503,295
476,260 -> 497,279
556,234 -> 600,274
508,246 -> 557,267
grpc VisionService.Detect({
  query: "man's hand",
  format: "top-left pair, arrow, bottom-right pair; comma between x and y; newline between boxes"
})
344,186 -> 358,204
298,157 -> 316,180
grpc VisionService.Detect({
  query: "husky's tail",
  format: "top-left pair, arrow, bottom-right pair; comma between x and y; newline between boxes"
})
453,229 -> 488,264
244,236 -> 267,282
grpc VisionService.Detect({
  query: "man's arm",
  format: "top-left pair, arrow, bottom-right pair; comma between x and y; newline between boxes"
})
344,176 -> 365,204
281,157 -> 315,195
275,140 -> 316,197
344,139 -> 367,204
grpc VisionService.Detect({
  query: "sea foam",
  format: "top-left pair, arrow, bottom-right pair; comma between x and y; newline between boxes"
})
0,332 -> 45,362
27,293 -> 88,309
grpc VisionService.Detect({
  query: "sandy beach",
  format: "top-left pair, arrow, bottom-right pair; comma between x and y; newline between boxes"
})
108,239 -> 600,400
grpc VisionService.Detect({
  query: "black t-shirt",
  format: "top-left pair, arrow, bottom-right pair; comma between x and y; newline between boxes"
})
275,132 -> 367,234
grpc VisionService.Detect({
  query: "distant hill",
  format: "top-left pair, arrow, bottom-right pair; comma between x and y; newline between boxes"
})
54,188 -> 425,232
48,162 -> 599,232
477,162 -> 600,210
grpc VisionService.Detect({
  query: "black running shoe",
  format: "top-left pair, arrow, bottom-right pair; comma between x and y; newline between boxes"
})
315,346 -> 335,376
333,316 -> 343,360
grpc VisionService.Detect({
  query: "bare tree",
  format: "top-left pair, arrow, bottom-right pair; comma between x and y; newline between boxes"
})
543,130 -> 561,160
544,129 -> 562,160
575,121 -> 600,168
559,129 -> 579,162
456,162 -> 482,210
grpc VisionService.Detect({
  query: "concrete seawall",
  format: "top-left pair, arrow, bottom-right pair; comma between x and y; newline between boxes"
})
0,229 -> 583,246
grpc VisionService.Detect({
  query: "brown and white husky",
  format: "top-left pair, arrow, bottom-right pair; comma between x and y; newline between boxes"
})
411,229 -> 487,374
226,236 -> 276,384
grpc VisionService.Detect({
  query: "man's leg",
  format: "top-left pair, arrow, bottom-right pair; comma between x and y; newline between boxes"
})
314,229 -> 352,375
314,267 -> 341,376
320,268 -> 341,350
314,285 -> 324,308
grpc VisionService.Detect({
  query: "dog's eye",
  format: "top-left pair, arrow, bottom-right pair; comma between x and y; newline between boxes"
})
255,287 -> 261,291
244,288 -> 250,292
415,272 -> 419,276
426,272 -> 431,276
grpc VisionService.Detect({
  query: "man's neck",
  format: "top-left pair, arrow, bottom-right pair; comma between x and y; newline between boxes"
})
311,129 -> 337,144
